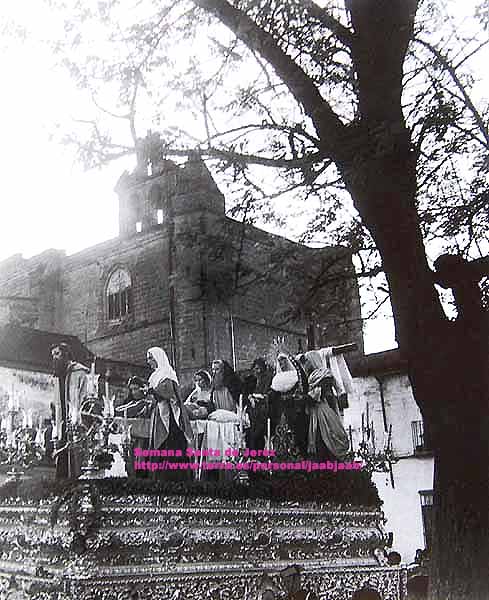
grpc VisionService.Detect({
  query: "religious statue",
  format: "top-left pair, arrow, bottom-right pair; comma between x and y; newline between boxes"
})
210,359 -> 242,412
246,357 -> 274,450
300,349 -> 350,460
147,347 -> 194,478
51,343 -> 90,480
270,353 -> 309,459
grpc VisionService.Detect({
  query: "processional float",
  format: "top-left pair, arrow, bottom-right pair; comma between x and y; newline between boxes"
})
0,345 -> 406,599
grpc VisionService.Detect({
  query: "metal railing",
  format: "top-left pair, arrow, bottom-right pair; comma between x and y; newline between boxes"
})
411,420 -> 431,454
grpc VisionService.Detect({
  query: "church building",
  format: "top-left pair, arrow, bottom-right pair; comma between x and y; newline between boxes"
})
0,154 -> 363,383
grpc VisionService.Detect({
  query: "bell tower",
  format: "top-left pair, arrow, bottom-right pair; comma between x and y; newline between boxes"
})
115,152 -> 225,238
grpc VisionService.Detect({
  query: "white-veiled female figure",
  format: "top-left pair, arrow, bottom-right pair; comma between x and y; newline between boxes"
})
146,347 -> 194,455
302,350 -> 350,460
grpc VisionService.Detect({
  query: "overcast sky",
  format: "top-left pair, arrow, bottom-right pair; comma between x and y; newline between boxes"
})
0,0 -> 486,353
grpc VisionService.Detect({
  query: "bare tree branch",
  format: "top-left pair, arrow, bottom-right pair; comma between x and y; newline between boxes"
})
453,39 -> 489,71
415,37 -> 489,149
90,93 -> 130,120
163,145 -> 325,168
193,0 -> 347,154
301,0 -> 354,47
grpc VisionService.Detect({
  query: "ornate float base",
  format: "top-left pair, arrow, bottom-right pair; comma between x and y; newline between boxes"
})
0,484 -> 407,599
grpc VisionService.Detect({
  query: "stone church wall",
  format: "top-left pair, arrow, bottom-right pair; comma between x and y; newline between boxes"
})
61,231 -> 173,365
0,157 -> 364,385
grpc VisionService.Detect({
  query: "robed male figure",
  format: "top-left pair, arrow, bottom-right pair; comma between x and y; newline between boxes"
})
51,343 -> 90,480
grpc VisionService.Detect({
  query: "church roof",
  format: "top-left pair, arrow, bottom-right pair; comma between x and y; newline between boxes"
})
0,323 -> 92,373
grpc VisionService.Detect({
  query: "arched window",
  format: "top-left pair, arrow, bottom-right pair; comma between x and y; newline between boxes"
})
106,268 -> 132,321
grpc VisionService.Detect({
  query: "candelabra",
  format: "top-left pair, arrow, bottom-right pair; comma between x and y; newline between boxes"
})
79,409 -> 119,479
0,404 -> 43,474
348,403 -> 398,478
234,395 -> 250,485
120,420 -> 133,474
355,437 -> 397,474
75,361 -> 125,479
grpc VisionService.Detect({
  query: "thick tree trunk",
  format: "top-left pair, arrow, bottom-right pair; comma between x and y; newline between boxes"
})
338,122 -> 489,597
340,5 -> 489,592
425,319 -> 489,599
430,388 -> 489,598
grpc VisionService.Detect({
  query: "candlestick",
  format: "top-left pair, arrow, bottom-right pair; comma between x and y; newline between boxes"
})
237,394 -> 243,444
103,394 -> 115,419
71,402 -> 80,425
92,374 -> 100,398
54,383 -> 62,440
122,424 -> 132,445
35,425 -> 43,446
88,360 -> 96,396
366,403 -> 370,438
6,410 -> 14,447
267,418 -> 271,448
